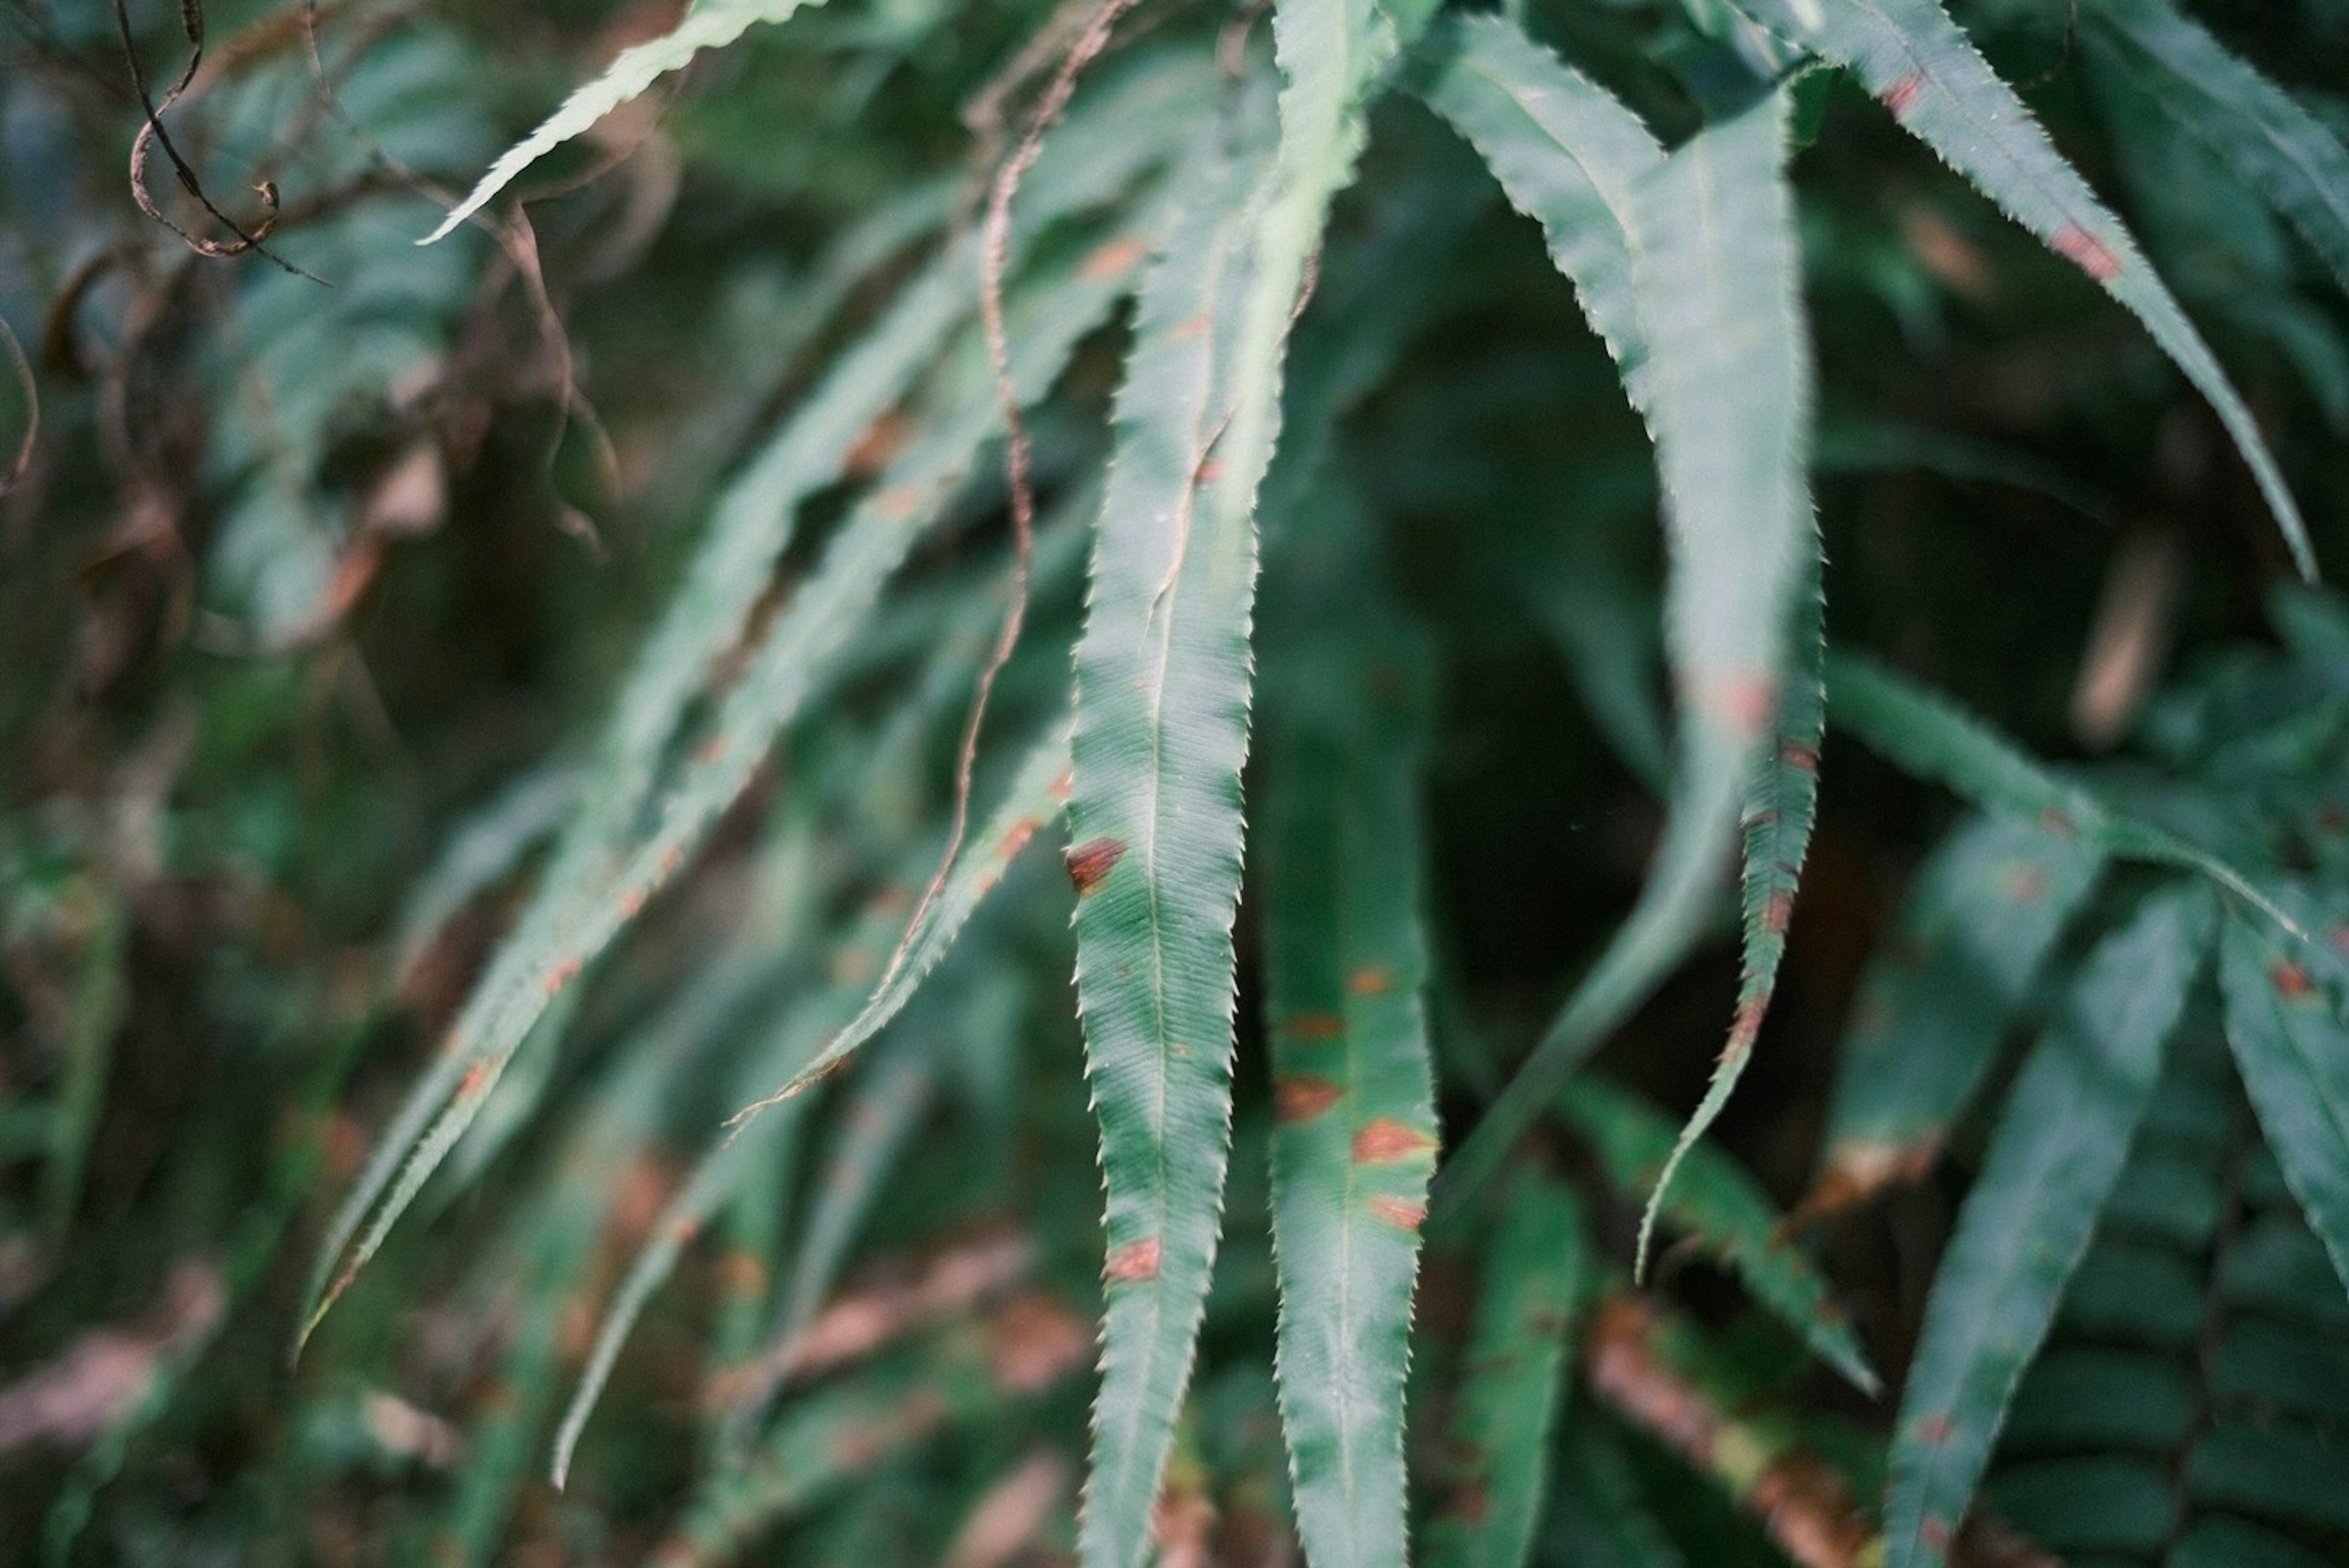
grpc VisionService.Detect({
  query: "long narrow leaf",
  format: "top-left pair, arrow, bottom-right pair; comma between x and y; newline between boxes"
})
1561,1079 -> 1874,1391
1420,1172 -> 1588,1568
1639,543 -> 1825,1267
1439,89 -> 1816,1216
1065,103 -> 1282,1568
1723,0 -> 2314,576
2088,0 -> 2349,301
1812,812 -> 2104,1211
1884,885 -> 2213,1568
2219,905 -> 2349,1296
1260,497 -> 1439,1568
424,0 -> 826,243
1415,13 -> 1664,408
1827,651 -> 2297,934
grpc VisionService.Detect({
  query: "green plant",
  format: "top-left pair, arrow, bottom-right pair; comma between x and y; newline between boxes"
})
4,0 -> 2348,1564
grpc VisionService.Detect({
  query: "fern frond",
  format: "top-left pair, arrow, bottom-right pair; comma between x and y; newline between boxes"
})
1885,884 -> 2214,1568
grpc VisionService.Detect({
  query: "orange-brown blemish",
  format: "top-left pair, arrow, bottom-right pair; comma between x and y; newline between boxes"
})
1761,890 -> 1795,936
1080,234 -> 1150,280
1879,73 -> 1924,117
1274,1074 -> 1343,1123
877,485 -> 927,521
1913,1411 -> 1953,1444
696,734 -> 727,766
1065,836 -> 1125,894
1195,457 -> 1223,487
1367,1195 -> 1427,1232
2050,223 -> 2121,281
1353,1118 -> 1438,1163
457,1061 -> 491,1099
1705,672 -> 1779,739
2003,864 -> 2050,904
996,816 -> 1040,862
1347,965 -> 1393,997
1105,1238 -> 1161,1284
1051,766 -> 1074,802
1283,1011 -> 1345,1041
620,885 -> 648,918
2272,960 -> 2315,1000
1170,313 -> 1212,341
543,957 -> 581,997
2037,808 -> 2076,839
1778,738 -> 1820,773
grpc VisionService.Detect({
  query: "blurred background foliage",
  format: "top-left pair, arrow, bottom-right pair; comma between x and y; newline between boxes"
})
1,0 -> 2347,1564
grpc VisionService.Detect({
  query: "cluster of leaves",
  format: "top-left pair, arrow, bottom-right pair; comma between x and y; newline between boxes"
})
2,0 -> 2348,1565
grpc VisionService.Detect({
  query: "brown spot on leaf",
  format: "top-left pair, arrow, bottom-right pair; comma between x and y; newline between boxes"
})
1283,1011 -> 1344,1041
1880,73 -> 1924,117
1170,313 -> 1212,341
2050,223 -> 2121,282
1050,766 -> 1074,802
877,485 -> 928,520
1064,837 -> 1125,895
2315,803 -> 2346,836
1080,234 -> 1149,280
1705,672 -> 1779,738
543,957 -> 580,997
1353,1118 -> 1437,1164
1274,1074 -> 1343,1123
1367,1195 -> 1427,1231
1450,1479 -> 1491,1525
1105,1238 -> 1160,1284
1348,965 -> 1394,997
456,1061 -> 491,1100
1914,1411 -> 1953,1444
1778,738 -> 1820,773
1761,890 -> 1795,935
2036,808 -> 2076,839
2003,864 -> 2049,904
996,816 -> 1039,863
2272,960 -> 2315,1001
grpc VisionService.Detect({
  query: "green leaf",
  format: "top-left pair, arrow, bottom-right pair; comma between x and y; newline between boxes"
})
1421,1172 -> 1589,1568
1260,499 -> 1439,1568
1416,12 -> 1664,407
1813,812 -> 2105,1208
423,0 -> 827,243
300,167 -> 1163,1350
1064,103 -> 1283,1568
1639,545 -> 1824,1270
732,719 -> 1072,1113
1070,0 -> 1409,1535
1560,1079 -> 1874,1392
1825,651 -> 2297,935
2088,0 -> 2349,302
1723,0 -> 2315,576
1439,89 -> 1816,1217
2219,905 -> 2349,1298
1883,884 -> 2213,1568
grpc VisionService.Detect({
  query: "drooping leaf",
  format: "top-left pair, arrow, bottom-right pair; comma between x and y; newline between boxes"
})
1420,1172 -> 1588,1568
1721,0 -> 2315,576
1439,87 -> 1816,1216
2219,904 -> 2349,1296
1416,13 -> 1664,409
1884,884 -> 2213,1568
1260,493 -> 1439,1568
2087,0 -> 2349,302
302,165 -> 1164,1348
734,719 -> 1073,1111
1069,0 -> 1419,1528
1064,97 -> 1283,1568
1811,812 -> 2106,1210
1560,1078 -> 1874,1392
1639,542 -> 1824,1269
423,0 -> 829,243
1826,650 -> 2296,934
